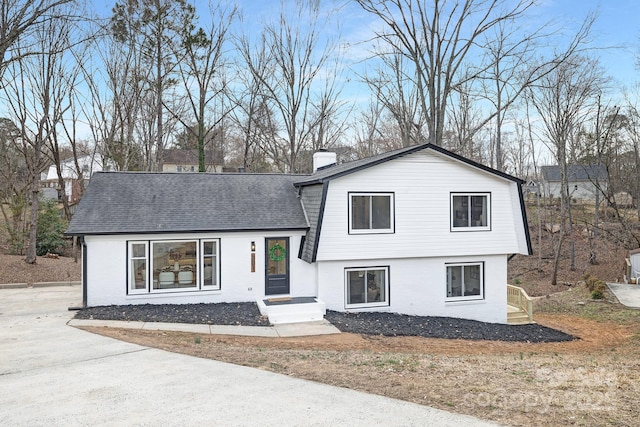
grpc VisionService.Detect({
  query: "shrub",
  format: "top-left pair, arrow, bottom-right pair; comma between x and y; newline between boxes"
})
583,274 -> 607,299
36,199 -> 67,256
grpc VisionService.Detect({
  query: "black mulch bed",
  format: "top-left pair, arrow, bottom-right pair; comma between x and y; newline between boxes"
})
75,303 -> 576,343
74,303 -> 271,327
325,311 -> 576,343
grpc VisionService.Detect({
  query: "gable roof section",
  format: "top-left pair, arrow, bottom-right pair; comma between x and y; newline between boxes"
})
296,143 -> 530,262
541,164 -> 607,182
294,143 -> 524,187
66,172 -> 309,236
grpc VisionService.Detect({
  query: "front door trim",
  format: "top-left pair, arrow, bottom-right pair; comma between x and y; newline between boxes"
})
265,237 -> 290,296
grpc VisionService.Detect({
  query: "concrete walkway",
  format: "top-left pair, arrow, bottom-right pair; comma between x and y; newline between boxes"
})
0,286 -> 502,426
69,318 -> 342,338
607,283 -> 640,308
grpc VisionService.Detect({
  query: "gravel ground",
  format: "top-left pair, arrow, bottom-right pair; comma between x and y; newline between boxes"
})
75,303 -> 575,343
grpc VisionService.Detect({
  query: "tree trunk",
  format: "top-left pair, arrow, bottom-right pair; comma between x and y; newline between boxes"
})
551,226 -> 565,286
25,167 -> 40,264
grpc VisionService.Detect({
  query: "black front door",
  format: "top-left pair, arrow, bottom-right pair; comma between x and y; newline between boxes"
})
265,237 -> 290,295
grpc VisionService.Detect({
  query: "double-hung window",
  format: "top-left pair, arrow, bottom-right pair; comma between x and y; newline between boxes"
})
451,193 -> 490,231
446,262 -> 483,300
345,266 -> 389,308
201,240 -> 218,289
128,242 -> 148,294
349,192 -> 394,234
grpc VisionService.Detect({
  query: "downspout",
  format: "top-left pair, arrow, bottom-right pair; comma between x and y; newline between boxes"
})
67,236 -> 87,311
82,237 -> 87,308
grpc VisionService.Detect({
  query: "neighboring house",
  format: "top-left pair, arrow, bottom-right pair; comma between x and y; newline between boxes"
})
162,149 -> 222,173
66,143 -> 532,324
42,155 -> 110,204
523,180 -> 540,198
540,164 -> 607,203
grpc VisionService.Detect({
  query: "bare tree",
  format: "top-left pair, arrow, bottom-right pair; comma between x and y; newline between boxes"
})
79,21 -> 146,172
2,51 -> 51,263
529,56 -> 605,283
0,0 -> 73,77
40,11 -> 85,221
228,66 -> 280,171
356,0 -> 538,146
362,49 -> 425,147
111,0 -> 198,171
172,2 -> 237,172
444,77 -> 485,161
237,1 -> 344,173
356,0 -> 595,158
0,117 -> 29,254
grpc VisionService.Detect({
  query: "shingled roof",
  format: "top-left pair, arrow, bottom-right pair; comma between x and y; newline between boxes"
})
66,172 -> 309,236
540,164 -> 607,182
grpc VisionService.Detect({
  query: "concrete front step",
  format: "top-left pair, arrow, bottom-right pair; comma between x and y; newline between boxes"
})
257,297 -> 326,324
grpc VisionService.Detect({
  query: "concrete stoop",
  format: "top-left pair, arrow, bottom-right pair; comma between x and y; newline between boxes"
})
257,297 -> 326,324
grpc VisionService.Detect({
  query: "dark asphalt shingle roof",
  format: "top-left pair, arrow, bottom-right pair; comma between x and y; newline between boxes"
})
66,172 -> 309,235
541,164 -> 607,182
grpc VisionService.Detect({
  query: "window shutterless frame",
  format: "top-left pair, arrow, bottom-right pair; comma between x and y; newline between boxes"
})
201,240 -> 220,290
348,192 -> 395,234
450,192 -> 491,231
126,238 -> 221,294
344,266 -> 390,309
150,240 -> 199,292
127,241 -> 148,295
445,261 -> 484,301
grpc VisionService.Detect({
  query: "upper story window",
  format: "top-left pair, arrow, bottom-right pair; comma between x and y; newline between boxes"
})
349,192 -> 394,234
451,193 -> 490,231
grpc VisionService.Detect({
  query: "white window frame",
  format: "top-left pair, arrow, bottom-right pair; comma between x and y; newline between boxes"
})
450,193 -> 490,231
348,192 -> 395,234
201,239 -> 220,290
445,262 -> 484,301
128,241 -> 148,295
150,240 -> 199,293
344,266 -> 390,309
126,238 -> 222,294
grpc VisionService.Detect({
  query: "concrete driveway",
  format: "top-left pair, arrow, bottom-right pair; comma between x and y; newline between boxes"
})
0,286 -> 500,426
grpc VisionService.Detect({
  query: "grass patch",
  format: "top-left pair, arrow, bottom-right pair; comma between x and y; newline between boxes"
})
535,286 -> 640,325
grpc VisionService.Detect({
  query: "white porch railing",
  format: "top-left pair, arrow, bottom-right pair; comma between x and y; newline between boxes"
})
507,284 -> 533,323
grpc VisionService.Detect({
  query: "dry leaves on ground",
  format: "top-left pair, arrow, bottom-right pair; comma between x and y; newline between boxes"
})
0,255 -> 81,285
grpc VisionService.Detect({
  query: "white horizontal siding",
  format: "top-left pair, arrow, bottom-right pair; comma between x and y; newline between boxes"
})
316,150 -> 526,262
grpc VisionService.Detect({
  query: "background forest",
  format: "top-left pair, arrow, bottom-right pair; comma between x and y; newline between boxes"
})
2,0 -> 640,272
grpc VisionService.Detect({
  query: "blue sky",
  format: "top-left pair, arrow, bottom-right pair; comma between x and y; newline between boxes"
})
539,0 -> 640,91
94,0 -> 640,98
44,0 -> 640,153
